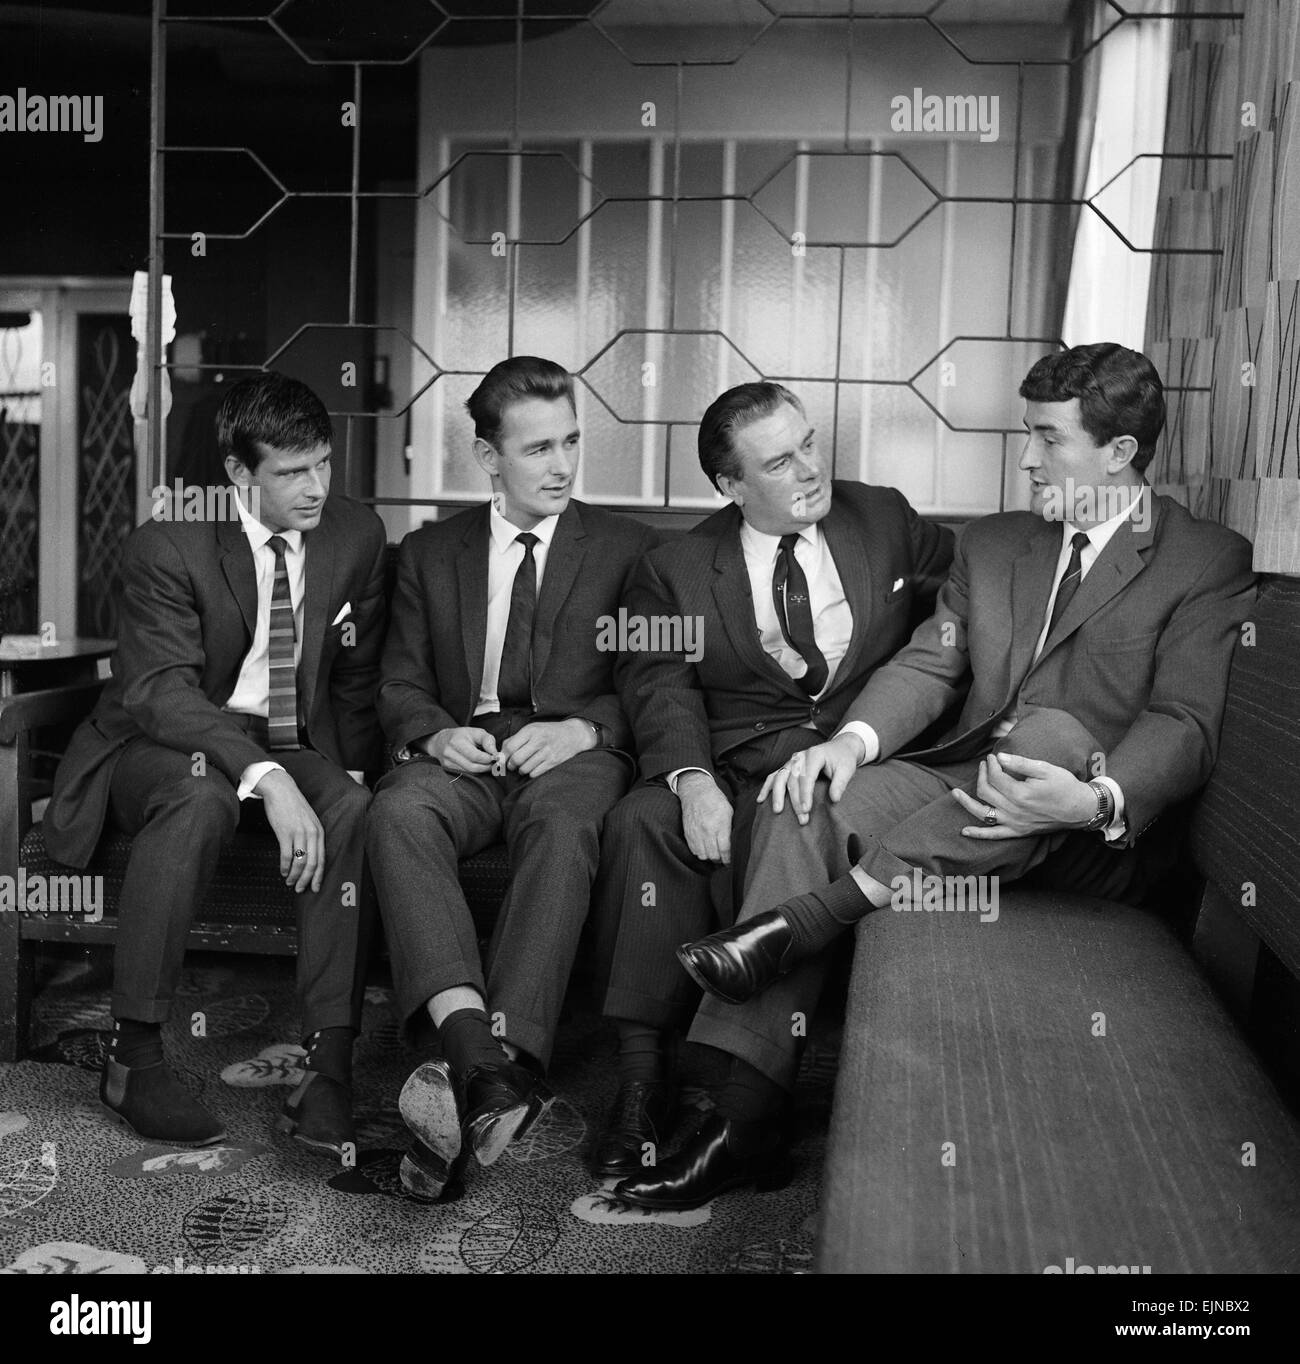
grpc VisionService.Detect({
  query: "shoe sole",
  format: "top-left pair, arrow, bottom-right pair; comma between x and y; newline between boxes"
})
675,946 -> 750,1005
273,1114 -> 350,1160
398,1060 -> 463,1165
100,1101 -> 227,1148
467,1090 -> 552,1167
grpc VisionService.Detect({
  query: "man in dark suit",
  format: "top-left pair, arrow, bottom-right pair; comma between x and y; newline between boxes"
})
44,372 -> 387,1157
588,381 -> 954,1177
612,342 -> 1258,1210
367,356 -> 657,1200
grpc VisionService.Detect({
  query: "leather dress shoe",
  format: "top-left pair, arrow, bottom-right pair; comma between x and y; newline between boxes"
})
460,1058 -> 553,1167
677,908 -> 798,1005
275,1069 -> 355,1159
589,1080 -> 675,1178
100,1056 -> 226,1147
397,1059 -> 463,1202
612,1112 -> 793,1211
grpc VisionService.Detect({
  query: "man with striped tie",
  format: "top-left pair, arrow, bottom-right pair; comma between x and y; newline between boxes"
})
45,373 -> 387,1157
610,343 -> 1258,1212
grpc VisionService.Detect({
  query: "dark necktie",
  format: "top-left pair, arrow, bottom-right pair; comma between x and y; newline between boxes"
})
772,532 -> 829,697
1045,530 -> 1090,642
497,531 -> 539,710
266,534 -> 300,751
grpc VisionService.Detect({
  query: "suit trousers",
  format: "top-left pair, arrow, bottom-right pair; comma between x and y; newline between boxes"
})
107,735 -> 373,1036
688,707 -> 1140,1089
367,745 -> 631,1069
593,724 -> 828,1032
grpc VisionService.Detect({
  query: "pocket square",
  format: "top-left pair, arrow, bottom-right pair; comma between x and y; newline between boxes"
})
331,602 -> 352,626
891,578 -> 905,593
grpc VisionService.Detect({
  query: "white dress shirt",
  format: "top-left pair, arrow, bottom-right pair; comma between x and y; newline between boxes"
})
475,504 -> 560,715
837,490 -> 1146,839
668,519 -> 854,794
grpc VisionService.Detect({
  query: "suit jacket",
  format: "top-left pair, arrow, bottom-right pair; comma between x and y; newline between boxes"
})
842,487 -> 1257,845
616,481 -> 955,783
44,495 -> 388,868
377,499 -> 659,754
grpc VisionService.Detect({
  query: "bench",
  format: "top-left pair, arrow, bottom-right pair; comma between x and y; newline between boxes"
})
816,575 -> 1300,1273
0,509 -> 694,1061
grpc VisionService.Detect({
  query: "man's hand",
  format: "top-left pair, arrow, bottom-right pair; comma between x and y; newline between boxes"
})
757,732 -> 865,823
677,771 -> 735,864
501,718 -> 595,779
255,768 -> 326,893
953,752 -> 1097,839
422,727 -> 498,775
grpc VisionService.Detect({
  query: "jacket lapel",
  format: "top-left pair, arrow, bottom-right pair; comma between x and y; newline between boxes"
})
1034,488 -> 1159,666
217,517 -> 257,644
820,495 -> 877,686
711,508 -> 804,698
1005,519 -> 1061,695
459,505 -> 491,714
532,502 -> 586,685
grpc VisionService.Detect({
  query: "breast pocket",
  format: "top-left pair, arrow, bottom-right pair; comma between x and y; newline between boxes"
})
1087,630 -> 1159,654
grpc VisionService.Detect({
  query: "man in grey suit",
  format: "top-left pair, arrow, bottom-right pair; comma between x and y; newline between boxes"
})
367,356 -> 657,1199
588,380 -> 954,1177
612,342 -> 1257,1211
44,372 -> 387,1157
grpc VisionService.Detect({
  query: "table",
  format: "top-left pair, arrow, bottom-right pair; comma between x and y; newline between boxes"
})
0,637 -> 116,698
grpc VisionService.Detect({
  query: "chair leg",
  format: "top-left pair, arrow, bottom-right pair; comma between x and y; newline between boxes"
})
0,910 -> 34,1061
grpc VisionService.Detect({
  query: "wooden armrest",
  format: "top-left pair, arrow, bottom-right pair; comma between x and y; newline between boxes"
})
0,681 -> 105,743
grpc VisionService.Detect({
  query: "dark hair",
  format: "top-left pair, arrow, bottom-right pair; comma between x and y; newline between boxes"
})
466,356 -> 575,446
215,372 -> 333,472
1018,342 -> 1165,471
698,381 -> 804,491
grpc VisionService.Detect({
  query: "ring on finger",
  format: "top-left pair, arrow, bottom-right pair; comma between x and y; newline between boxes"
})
981,804 -> 998,827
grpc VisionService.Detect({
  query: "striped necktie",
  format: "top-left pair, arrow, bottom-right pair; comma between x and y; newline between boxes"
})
1045,531 -> 1090,642
266,534 -> 300,751
773,532 -> 829,696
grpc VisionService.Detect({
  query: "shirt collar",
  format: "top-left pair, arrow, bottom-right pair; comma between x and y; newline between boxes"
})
488,501 -> 560,553
1065,482 -> 1147,556
235,492 -> 303,556
740,518 -> 820,560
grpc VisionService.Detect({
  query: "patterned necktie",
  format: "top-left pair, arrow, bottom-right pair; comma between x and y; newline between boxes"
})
266,534 -> 300,751
1045,530 -> 1090,642
772,532 -> 829,697
497,531 -> 539,711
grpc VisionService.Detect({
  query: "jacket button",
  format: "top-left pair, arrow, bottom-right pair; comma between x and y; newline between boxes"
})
754,721 -> 766,731
812,706 -> 822,716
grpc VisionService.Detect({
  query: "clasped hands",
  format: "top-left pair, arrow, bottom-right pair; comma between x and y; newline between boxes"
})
421,717 -> 596,779
756,733 -> 1097,837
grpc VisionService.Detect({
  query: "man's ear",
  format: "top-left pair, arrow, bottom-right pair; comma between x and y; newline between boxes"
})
471,437 -> 499,478
224,453 -> 251,487
1108,434 -> 1139,473
716,473 -> 743,507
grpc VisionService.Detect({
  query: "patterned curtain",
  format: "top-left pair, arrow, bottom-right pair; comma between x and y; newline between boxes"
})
1145,0 -> 1300,573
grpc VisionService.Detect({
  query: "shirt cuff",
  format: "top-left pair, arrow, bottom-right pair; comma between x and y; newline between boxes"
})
667,766 -> 712,796
238,760 -> 284,800
835,722 -> 880,766
1095,775 -> 1127,842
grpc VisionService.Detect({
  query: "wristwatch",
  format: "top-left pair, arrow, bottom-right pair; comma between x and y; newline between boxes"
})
1082,779 -> 1115,832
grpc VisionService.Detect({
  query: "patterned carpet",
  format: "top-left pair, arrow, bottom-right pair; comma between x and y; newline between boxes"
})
0,948 -> 835,1275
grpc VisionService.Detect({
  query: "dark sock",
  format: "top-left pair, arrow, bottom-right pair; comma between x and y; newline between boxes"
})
716,1056 -> 788,1124
109,1018 -> 163,1069
616,1022 -> 667,1085
778,874 -> 874,957
302,1026 -> 355,1086
438,1008 -> 508,1077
